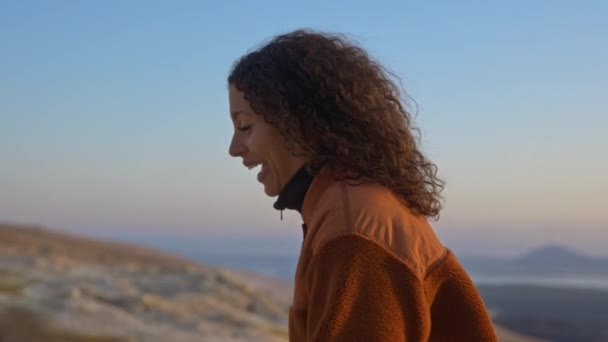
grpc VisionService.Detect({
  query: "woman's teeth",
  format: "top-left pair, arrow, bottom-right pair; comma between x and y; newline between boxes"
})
248,162 -> 262,170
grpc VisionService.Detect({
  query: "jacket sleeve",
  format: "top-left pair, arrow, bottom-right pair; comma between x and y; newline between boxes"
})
305,234 -> 430,342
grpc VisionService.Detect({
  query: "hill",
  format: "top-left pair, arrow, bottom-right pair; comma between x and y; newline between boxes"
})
462,244 -> 608,276
0,222 -> 289,341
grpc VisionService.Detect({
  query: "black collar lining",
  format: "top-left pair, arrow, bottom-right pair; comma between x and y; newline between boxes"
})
273,165 -> 314,214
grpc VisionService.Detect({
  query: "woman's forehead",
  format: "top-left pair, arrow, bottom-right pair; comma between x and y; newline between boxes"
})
228,87 -> 253,119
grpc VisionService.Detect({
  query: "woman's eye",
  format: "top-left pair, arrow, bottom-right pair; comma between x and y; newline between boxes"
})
238,125 -> 252,132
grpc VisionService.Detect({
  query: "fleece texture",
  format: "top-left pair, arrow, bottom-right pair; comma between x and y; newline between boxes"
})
289,167 -> 498,342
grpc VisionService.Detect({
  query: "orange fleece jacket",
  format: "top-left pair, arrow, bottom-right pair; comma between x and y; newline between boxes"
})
289,167 -> 498,341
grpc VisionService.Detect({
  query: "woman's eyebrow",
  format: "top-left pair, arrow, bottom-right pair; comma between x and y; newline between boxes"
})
230,110 -> 247,120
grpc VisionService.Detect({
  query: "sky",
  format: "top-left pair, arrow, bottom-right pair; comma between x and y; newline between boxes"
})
1,1 -> 606,257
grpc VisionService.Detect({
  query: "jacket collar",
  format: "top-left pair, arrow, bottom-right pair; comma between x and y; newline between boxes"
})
273,165 -> 315,214
301,165 -> 336,224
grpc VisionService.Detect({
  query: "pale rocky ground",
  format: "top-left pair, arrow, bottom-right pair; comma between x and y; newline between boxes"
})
0,223 -> 545,342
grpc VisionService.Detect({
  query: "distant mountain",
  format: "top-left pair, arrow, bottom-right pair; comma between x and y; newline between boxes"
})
461,245 -> 608,276
518,245 -> 590,263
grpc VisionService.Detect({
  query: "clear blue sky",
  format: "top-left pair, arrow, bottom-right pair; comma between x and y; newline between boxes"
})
1,1 -> 606,256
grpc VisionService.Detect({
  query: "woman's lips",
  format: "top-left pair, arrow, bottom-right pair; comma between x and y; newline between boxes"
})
257,162 -> 267,183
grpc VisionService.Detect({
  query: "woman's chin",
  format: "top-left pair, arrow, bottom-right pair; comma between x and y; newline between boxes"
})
263,183 -> 280,197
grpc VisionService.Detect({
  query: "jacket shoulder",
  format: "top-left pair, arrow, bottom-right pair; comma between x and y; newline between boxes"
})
308,179 -> 446,278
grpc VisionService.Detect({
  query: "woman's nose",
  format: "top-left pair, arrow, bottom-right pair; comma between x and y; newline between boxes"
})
229,134 -> 246,157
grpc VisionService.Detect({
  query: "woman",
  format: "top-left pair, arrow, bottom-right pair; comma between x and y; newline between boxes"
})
227,30 -> 497,342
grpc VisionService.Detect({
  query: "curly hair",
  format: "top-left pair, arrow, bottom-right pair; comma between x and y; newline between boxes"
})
228,29 -> 445,219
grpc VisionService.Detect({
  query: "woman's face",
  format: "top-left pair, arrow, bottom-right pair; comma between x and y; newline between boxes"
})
228,86 -> 308,197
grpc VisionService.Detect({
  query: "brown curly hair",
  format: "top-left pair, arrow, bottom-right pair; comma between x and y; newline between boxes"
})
228,29 -> 444,219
